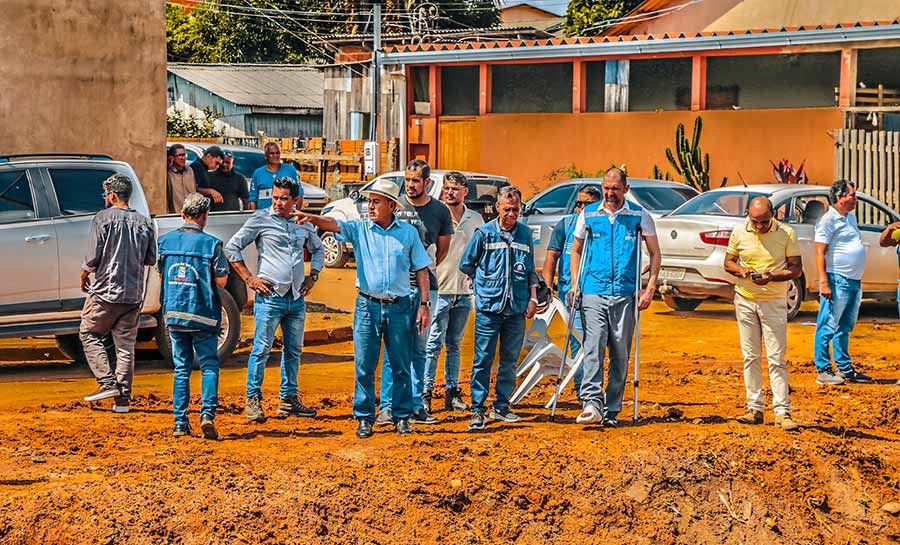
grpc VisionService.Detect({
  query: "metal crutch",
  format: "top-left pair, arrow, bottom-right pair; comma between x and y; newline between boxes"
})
633,226 -> 643,425
549,224 -> 590,421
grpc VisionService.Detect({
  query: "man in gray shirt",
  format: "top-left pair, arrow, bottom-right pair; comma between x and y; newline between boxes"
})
225,177 -> 325,422
81,174 -> 157,412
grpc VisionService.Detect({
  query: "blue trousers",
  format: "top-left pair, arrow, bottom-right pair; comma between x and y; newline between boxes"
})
424,293 -> 472,392
380,290 -> 435,412
470,310 -> 526,414
353,295 -> 414,421
246,292 -> 305,399
170,329 -> 219,425
814,273 -> 861,374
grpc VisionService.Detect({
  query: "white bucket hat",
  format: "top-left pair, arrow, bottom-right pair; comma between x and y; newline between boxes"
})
361,178 -> 404,209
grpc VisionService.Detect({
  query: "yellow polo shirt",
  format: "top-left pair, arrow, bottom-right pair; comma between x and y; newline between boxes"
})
725,219 -> 800,301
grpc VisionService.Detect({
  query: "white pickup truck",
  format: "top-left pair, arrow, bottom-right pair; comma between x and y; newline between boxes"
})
0,154 -> 259,364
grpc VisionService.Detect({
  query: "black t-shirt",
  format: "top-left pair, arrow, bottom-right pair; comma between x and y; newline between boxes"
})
189,160 -> 210,189
395,196 -> 453,289
208,169 -> 249,212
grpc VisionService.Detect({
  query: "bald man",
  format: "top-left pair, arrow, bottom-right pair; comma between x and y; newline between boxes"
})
724,197 -> 803,431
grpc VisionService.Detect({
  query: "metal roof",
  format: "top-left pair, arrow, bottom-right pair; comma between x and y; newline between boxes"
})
167,63 -> 324,110
499,1 -> 570,17
381,19 -> 900,64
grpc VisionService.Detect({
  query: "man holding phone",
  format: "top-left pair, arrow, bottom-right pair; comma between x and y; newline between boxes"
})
724,196 -> 802,431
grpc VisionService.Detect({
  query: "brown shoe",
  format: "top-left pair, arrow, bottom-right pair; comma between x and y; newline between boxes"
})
775,413 -> 799,431
735,409 -> 763,425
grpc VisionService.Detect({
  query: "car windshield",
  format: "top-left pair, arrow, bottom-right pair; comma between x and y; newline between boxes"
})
229,150 -> 266,178
670,191 -> 769,217
629,186 -> 698,213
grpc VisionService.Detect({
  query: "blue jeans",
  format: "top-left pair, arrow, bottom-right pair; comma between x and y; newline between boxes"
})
380,290 -> 435,412
353,294 -> 413,421
424,293 -> 472,392
559,288 -> 585,392
814,273 -> 861,374
470,310 -> 526,414
170,329 -> 219,425
246,292 -> 306,399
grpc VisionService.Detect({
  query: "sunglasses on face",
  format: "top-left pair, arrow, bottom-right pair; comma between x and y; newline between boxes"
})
174,153 -> 186,158
574,200 -> 592,208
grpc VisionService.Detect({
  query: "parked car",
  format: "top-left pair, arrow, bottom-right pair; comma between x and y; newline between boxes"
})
522,178 -> 699,269
0,153 -> 260,365
654,184 -> 900,319
320,170 -> 510,268
168,142 -> 329,214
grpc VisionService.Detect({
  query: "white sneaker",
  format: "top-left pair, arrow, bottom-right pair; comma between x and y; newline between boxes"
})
576,404 -> 603,424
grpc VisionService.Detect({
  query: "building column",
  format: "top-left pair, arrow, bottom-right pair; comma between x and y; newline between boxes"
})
429,65 -> 441,117
691,55 -> 707,111
839,48 -> 858,107
479,64 -> 491,115
573,60 -> 586,113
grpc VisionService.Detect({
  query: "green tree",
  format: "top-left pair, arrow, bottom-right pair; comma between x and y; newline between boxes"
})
563,0 -> 644,37
167,108 -> 224,139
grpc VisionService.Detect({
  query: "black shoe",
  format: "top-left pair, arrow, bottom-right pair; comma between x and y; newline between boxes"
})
395,418 -> 412,435
277,395 -> 317,418
173,423 -> 193,437
422,389 -> 433,413
444,388 -> 470,412
603,413 -> 619,428
374,408 -> 393,427
468,412 -> 487,431
84,383 -> 120,402
488,407 -> 521,423
839,370 -> 873,383
410,408 -> 440,425
356,419 -> 373,439
200,416 -> 218,440
112,396 -> 130,414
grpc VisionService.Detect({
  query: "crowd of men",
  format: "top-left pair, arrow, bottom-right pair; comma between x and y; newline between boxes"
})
78,157 -> 900,440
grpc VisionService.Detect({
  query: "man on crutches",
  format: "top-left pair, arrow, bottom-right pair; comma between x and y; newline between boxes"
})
569,168 -> 661,427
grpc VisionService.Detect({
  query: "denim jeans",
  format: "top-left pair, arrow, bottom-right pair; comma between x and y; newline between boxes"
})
353,294 -> 413,421
424,293 -> 472,392
170,329 -> 219,425
814,273 -> 861,374
559,288 -> 585,392
379,290 -> 435,412
470,310 -> 526,414
246,292 -> 306,399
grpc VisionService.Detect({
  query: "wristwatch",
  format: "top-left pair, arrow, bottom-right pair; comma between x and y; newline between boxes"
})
420,300 -> 431,308
309,272 -> 319,282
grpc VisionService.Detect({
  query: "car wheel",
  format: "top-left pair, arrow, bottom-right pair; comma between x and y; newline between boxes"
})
662,295 -> 702,312
322,231 -> 349,268
786,277 -> 804,321
55,333 -> 116,367
155,287 -> 242,367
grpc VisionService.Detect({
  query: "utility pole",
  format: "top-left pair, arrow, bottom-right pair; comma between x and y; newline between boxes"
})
369,3 -> 381,142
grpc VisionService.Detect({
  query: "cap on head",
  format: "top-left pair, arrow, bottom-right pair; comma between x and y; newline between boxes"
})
362,178 -> 404,208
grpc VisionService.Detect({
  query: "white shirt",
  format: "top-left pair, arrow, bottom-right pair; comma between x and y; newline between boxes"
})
437,206 -> 483,294
573,202 -> 657,239
814,207 -> 866,280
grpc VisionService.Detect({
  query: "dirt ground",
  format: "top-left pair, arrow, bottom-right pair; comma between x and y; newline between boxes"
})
1,272 -> 899,544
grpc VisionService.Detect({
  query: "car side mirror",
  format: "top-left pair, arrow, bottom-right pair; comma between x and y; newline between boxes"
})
349,190 -> 361,201
521,204 -> 533,217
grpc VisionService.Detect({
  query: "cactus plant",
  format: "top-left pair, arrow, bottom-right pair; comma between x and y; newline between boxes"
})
651,164 -> 672,181
665,117 -> 727,192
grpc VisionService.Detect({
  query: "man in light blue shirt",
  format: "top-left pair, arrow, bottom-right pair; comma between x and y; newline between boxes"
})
249,142 -> 300,210
226,177 -> 325,422
296,178 -> 431,439
813,180 -> 872,385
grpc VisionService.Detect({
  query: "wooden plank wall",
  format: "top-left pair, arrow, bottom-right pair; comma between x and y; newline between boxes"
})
834,129 -> 900,223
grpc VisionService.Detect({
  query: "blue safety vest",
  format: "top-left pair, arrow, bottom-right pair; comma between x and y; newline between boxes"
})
581,201 -> 644,297
556,213 -> 579,298
463,219 -> 534,314
158,228 -> 222,332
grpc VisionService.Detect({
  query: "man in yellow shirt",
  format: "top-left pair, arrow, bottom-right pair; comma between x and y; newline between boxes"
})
724,197 -> 803,431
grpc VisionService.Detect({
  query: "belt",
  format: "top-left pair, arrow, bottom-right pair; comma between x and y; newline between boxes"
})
359,291 -> 406,304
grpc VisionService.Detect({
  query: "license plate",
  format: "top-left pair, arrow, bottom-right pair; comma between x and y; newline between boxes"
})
659,268 -> 686,280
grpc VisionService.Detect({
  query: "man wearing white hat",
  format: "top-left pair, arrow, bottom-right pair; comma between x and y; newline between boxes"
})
295,179 -> 432,439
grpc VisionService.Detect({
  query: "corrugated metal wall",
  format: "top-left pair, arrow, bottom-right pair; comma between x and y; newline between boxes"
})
244,113 -> 322,139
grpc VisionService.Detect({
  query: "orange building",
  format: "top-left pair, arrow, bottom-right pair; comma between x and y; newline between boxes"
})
378,20 -> 900,196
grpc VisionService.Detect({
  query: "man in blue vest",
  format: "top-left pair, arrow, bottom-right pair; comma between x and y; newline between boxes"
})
542,185 -> 602,397
460,186 -> 539,431
569,168 -> 661,427
158,193 -> 229,439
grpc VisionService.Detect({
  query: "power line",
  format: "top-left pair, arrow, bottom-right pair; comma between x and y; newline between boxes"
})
581,0 -> 708,33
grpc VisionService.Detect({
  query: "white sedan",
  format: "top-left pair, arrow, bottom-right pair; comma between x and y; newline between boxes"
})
654,184 -> 900,319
